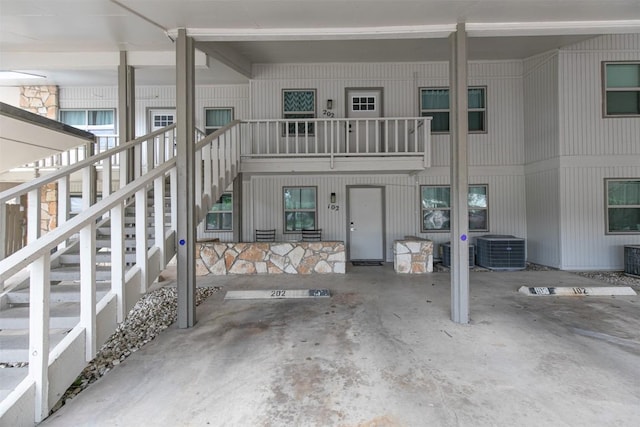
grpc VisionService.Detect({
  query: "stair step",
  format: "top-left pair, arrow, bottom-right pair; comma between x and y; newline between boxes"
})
0,303 -> 79,329
0,329 -> 70,363
59,251 -> 138,264
0,367 -> 28,401
95,238 -> 156,249
50,266 -> 114,281
6,283 -> 111,305
97,226 -> 156,236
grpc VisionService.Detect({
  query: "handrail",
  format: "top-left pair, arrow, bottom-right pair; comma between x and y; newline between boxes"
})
0,124 -> 177,204
195,120 -> 241,150
0,160 -> 175,282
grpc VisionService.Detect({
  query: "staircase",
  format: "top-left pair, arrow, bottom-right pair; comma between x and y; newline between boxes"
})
0,120 -> 241,426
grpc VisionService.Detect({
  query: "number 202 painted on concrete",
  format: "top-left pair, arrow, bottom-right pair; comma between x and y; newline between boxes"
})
270,290 -> 286,297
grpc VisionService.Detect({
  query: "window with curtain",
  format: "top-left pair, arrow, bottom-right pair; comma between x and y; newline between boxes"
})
283,186 -> 317,232
606,179 -> 640,233
283,89 -> 316,135
59,109 -> 115,135
420,87 -> 486,133
206,193 -> 233,231
205,107 -> 233,135
421,184 -> 488,232
603,62 -> 640,116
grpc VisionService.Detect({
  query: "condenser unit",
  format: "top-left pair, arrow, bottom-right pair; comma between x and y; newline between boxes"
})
442,242 -> 475,267
476,235 -> 525,270
624,245 -> 640,277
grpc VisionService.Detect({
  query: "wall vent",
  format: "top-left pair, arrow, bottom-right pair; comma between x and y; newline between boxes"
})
476,235 -> 525,270
442,242 -> 475,267
624,245 -> 640,277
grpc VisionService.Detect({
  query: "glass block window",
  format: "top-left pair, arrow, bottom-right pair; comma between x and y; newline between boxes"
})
283,89 -> 316,135
206,193 -> 233,231
603,62 -> 640,116
352,96 -> 376,111
420,87 -> 486,133
421,185 -> 488,232
606,179 -> 640,234
283,187 -> 317,232
59,109 -> 115,135
205,108 -> 233,135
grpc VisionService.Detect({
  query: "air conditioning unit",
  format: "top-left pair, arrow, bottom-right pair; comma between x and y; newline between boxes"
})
624,245 -> 640,277
442,242 -> 475,267
476,235 -> 525,270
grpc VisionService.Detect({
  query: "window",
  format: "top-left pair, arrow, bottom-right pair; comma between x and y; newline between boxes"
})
283,187 -> 317,232
59,109 -> 116,135
352,96 -> 376,111
205,108 -> 233,135
419,87 -> 486,133
206,193 -> 233,231
283,89 -> 316,135
606,179 -> 640,234
603,62 -> 640,116
421,185 -> 488,232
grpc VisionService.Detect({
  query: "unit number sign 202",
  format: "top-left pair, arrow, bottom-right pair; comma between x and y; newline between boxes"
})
327,204 -> 339,211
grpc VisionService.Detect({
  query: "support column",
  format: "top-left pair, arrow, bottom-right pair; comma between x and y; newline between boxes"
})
232,173 -> 243,242
176,29 -> 197,328
118,51 -> 136,186
449,22 -> 470,324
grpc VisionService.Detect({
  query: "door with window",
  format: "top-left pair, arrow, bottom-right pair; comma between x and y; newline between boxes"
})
348,186 -> 385,261
346,89 -> 383,153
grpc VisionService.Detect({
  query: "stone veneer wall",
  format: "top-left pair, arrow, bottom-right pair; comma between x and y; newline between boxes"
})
20,85 -> 59,119
393,239 -> 434,273
196,241 -> 346,275
20,86 -> 60,233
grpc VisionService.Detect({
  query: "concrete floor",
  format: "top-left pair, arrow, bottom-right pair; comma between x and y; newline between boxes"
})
40,266 -> 640,426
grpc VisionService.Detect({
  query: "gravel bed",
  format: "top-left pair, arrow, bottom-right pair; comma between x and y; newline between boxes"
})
50,286 -> 220,413
574,270 -> 640,290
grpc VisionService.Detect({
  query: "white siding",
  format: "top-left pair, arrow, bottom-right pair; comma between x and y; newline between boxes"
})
523,52 -> 559,163
59,84 -> 250,138
559,164 -> 640,270
242,171 -> 526,262
251,61 -> 525,167
526,169 -> 561,267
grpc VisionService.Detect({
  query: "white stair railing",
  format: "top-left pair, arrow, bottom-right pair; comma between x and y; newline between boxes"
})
0,120 -> 242,425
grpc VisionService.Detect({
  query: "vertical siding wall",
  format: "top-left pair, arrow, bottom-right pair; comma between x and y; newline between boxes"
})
523,52 -> 562,267
556,34 -> 640,269
59,85 -> 250,138
241,171 -> 527,262
251,61 -> 525,167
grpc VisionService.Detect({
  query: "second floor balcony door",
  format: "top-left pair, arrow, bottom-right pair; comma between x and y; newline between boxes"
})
346,88 -> 383,153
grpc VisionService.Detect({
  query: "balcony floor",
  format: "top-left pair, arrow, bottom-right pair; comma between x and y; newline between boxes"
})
40,267 -> 640,426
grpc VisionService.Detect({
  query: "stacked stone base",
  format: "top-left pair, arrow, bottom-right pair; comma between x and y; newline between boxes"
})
196,241 -> 346,275
393,238 -> 433,274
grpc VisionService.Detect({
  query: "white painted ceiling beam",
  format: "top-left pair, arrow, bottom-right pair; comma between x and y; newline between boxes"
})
197,44 -> 252,79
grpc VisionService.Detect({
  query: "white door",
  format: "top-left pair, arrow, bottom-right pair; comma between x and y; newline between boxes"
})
346,89 -> 383,153
348,186 -> 385,261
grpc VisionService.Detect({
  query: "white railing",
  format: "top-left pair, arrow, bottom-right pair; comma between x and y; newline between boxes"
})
19,135 -> 120,171
240,117 -> 431,167
0,121 -> 242,425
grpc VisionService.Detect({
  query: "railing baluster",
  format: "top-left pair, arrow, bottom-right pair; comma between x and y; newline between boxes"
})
154,175 -> 166,268
135,188 -> 148,292
404,119 -> 409,153
29,252 -> 50,423
80,221 -> 97,361
57,175 -> 70,250
0,202 -> 5,288
27,188 -> 41,243
110,202 -> 126,322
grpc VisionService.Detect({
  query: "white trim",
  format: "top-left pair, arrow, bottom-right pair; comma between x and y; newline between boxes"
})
467,20 -> 640,37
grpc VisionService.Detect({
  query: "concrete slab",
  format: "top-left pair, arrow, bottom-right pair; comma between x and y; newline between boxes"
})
40,267 -> 640,426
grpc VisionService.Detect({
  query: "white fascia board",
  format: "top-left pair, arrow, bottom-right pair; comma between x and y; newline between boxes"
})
0,51 -> 206,70
467,20 -> 640,37
169,25 -> 456,42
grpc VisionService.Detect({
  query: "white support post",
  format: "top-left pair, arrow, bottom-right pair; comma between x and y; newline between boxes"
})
0,202 -> 6,262
154,175 -> 166,268
170,168 -> 178,233
27,188 -> 41,243
57,176 -> 70,250
82,165 -> 93,211
450,22 -> 470,324
102,155 -> 112,198
135,188 -> 148,292
110,202 -> 126,322
80,222 -> 97,360
29,252 -> 50,422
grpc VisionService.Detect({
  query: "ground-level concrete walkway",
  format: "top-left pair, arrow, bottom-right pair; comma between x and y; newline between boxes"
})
41,266 -> 640,426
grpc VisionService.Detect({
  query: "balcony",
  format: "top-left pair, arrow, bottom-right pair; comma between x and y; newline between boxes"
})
239,117 -> 431,174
